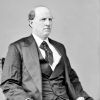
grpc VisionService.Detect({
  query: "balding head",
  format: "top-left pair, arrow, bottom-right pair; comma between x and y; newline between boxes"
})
28,6 -> 52,21
34,6 -> 52,18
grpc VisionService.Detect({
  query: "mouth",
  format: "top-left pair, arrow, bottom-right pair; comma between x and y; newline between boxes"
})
44,28 -> 51,31
44,28 -> 50,30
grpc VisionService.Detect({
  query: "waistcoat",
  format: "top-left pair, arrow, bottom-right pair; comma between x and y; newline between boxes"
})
38,48 -> 69,100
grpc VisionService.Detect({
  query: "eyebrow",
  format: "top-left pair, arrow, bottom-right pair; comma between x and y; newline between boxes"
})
40,17 -> 53,20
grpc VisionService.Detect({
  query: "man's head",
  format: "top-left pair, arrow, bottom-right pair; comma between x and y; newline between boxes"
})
28,6 -> 53,40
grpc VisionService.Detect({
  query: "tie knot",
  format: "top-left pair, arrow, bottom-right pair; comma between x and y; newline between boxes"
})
40,41 -> 53,65
40,41 -> 49,51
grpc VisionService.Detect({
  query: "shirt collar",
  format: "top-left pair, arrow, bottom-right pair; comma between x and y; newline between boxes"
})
32,33 -> 49,47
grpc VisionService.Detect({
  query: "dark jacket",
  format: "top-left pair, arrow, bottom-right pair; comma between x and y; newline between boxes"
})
1,35 -> 93,100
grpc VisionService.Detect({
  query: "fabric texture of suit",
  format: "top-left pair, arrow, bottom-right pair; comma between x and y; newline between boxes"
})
39,47 -> 69,100
0,35 -> 93,100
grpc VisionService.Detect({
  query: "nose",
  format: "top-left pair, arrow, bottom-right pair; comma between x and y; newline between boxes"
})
45,19 -> 50,26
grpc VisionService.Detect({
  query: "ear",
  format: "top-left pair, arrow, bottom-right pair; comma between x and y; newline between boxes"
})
29,20 -> 33,27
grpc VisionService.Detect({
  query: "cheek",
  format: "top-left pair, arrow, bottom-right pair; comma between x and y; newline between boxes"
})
50,23 -> 53,26
39,24 -> 44,30
35,24 -> 42,30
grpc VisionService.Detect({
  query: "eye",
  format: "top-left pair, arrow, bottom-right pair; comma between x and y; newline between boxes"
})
41,18 -> 53,21
41,18 -> 46,21
49,18 -> 52,21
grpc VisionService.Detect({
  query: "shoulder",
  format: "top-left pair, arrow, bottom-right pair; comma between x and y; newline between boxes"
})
49,38 -> 67,55
8,35 -> 33,53
49,38 -> 65,49
11,36 -> 29,45
9,35 -> 33,47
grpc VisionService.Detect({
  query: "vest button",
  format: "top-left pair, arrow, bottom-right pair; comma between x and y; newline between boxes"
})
51,84 -> 54,87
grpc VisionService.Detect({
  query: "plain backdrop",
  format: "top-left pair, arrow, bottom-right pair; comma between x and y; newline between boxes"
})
0,0 -> 100,100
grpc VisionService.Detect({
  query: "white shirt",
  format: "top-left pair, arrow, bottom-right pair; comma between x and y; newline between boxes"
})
32,33 -> 61,71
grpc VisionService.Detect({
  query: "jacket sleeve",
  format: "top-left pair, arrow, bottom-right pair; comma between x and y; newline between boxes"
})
0,44 -> 32,100
62,45 -> 93,100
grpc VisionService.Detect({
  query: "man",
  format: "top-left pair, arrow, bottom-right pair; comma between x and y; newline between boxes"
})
0,6 -> 93,100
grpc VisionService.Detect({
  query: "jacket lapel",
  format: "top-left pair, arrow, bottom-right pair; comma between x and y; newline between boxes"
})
48,38 -> 64,79
22,35 -> 42,93
50,57 -> 64,79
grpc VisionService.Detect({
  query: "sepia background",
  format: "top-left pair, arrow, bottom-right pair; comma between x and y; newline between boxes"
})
0,0 -> 100,100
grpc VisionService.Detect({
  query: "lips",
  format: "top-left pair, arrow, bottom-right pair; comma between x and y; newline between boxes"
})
44,28 -> 50,30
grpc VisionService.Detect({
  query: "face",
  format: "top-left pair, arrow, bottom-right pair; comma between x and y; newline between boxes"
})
31,7 -> 53,40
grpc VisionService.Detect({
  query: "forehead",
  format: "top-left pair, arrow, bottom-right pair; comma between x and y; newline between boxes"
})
35,7 -> 53,19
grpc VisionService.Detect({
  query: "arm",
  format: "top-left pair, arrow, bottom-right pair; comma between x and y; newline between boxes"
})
0,44 -> 32,100
62,45 -> 93,100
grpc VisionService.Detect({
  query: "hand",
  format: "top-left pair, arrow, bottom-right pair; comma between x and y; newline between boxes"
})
77,97 -> 85,100
25,98 -> 33,100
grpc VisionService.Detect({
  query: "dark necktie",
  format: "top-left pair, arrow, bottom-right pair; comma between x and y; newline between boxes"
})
40,41 -> 53,65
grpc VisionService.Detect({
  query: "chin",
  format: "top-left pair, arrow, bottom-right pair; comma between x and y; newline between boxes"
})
44,31 -> 50,36
43,33 -> 50,39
